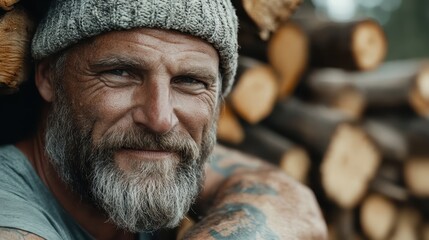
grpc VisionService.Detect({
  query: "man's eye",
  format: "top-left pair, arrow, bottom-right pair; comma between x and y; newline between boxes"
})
99,69 -> 137,87
173,76 -> 207,88
104,69 -> 131,77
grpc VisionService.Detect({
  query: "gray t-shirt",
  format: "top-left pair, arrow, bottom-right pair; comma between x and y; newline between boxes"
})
0,145 -> 154,240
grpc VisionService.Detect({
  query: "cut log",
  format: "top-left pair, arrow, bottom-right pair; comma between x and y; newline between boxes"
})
0,8 -> 34,93
306,59 -> 429,117
241,0 -> 302,40
363,119 -> 408,162
404,157 -> 429,197
296,18 -> 387,71
0,0 -> 19,10
232,0 -> 302,61
264,98 -> 348,153
389,208 -> 420,240
216,103 -> 244,144
237,19 -> 269,62
264,98 -> 381,208
360,194 -> 397,240
321,124 -> 381,209
230,61 -> 278,124
368,116 -> 429,157
303,80 -> 366,119
232,124 -> 311,183
329,209 -> 359,240
268,22 -> 308,99
369,176 -> 409,202
409,67 -> 429,117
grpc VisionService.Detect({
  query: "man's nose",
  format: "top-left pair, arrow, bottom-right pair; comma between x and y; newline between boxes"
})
132,81 -> 179,134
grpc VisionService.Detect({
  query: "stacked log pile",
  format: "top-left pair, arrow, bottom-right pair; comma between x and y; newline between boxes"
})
2,0 -> 429,239
218,1 -> 429,240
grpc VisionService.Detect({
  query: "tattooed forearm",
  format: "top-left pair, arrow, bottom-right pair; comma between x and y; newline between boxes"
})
0,228 -> 43,240
225,181 -> 278,196
207,203 -> 279,240
210,153 -> 258,177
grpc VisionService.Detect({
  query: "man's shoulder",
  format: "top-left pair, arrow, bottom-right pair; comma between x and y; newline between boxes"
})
0,145 -> 40,194
0,145 -> 92,240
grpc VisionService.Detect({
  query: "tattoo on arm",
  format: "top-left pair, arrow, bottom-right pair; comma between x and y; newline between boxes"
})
207,203 -> 279,240
210,153 -> 258,177
226,181 -> 278,196
0,228 -> 44,240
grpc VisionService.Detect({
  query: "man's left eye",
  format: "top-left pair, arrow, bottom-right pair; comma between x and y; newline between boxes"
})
105,69 -> 131,77
173,76 -> 207,90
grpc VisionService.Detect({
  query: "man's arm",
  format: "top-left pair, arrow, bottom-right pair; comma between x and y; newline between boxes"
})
0,228 -> 44,240
187,144 -> 327,239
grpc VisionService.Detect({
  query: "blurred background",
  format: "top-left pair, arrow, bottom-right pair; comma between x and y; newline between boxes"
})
217,0 -> 429,240
308,0 -> 429,60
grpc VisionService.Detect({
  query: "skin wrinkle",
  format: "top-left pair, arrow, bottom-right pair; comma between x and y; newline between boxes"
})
62,30 -> 219,144
41,28 -> 221,232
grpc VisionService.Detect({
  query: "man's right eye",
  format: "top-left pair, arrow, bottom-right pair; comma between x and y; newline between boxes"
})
104,69 -> 131,77
99,69 -> 138,87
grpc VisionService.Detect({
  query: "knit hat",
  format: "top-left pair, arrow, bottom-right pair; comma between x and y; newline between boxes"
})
31,0 -> 238,95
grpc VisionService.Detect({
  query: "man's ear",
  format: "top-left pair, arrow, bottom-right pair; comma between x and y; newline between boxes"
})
35,59 -> 54,102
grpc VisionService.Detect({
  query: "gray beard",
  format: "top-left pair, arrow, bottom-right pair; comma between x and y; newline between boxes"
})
44,84 -> 216,232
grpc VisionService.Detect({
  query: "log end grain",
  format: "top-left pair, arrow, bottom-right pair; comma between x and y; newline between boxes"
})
352,20 -> 387,71
279,147 -> 311,183
360,194 -> 397,240
0,8 -> 35,91
230,64 -> 278,123
217,104 -> 244,144
321,124 -> 381,208
416,66 -> 429,101
410,65 -> 429,117
268,22 -> 308,98
390,208 -> 421,240
404,157 -> 429,197
242,0 -> 302,40
0,0 -> 19,10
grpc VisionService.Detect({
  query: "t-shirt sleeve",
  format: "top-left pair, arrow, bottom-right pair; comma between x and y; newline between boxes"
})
0,189 -> 63,240
0,145 -> 91,240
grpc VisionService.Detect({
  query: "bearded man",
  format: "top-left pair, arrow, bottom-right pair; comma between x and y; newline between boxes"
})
0,0 -> 327,239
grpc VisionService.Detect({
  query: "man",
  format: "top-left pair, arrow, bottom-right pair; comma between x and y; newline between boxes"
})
0,0 -> 327,239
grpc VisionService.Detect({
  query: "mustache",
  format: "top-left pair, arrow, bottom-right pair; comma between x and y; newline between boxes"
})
94,126 -> 200,160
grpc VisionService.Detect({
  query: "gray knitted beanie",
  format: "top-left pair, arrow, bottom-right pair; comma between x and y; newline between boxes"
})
31,0 -> 238,95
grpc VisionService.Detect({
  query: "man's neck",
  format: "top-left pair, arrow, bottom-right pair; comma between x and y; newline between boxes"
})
15,132 -> 136,240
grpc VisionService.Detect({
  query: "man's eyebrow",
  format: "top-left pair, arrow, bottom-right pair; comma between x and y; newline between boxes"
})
88,56 -> 143,70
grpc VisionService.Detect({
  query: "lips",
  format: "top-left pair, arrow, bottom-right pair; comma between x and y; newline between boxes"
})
117,148 -> 175,160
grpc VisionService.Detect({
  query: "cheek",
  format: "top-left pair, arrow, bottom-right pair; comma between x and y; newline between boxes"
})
78,89 -> 135,142
175,95 -> 218,145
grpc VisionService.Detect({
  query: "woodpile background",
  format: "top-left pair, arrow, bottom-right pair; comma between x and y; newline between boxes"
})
219,1 -> 429,240
1,0 -> 429,239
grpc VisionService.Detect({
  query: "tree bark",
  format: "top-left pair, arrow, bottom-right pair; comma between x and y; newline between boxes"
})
229,124 -> 311,183
306,59 -> 429,117
295,18 -> 387,71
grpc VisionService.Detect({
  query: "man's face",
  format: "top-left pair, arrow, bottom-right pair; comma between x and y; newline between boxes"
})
43,28 -> 220,232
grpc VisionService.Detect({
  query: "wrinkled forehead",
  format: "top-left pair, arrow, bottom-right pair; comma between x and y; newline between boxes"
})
87,28 -> 219,58
31,0 -> 238,95
65,28 -> 219,76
